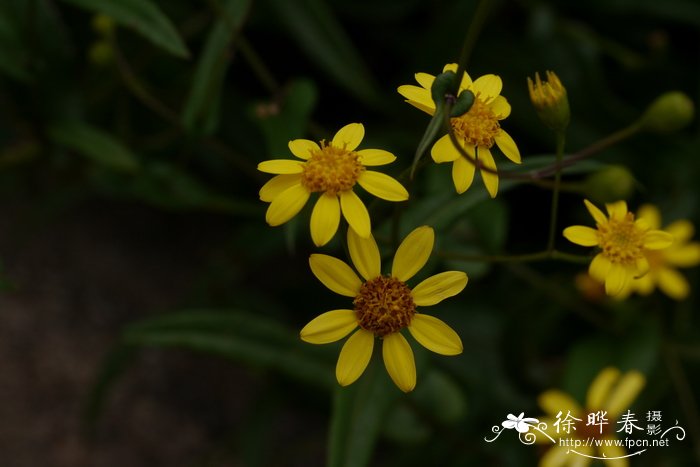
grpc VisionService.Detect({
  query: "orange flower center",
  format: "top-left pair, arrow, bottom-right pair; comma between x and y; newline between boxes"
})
597,213 -> 645,265
450,97 -> 500,148
353,275 -> 416,337
574,417 -> 612,440
300,141 -> 364,196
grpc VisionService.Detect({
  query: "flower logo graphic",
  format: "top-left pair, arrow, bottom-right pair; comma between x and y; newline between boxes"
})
502,412 -> 539,433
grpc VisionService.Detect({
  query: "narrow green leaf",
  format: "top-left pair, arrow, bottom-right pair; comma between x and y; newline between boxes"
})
59,0 -> 189,58
48,121 -> 140,172
182,0 -> 252,135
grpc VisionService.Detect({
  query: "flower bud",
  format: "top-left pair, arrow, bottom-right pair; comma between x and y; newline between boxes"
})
527,71 -> 570,132
640,91 -> 694,134
92,14 -> 115,37
583,165 -> 636,203
88,40 -> 114,66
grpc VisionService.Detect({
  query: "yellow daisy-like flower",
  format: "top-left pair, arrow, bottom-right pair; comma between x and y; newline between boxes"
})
563,199 -> 674,296
258,123 -> 409,246
537,367 -> 646,467
617,204 -> 700,300
300,226 -> 467,392
397,63 -> 521,197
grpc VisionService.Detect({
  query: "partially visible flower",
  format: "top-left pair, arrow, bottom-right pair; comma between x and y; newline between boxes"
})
527,71 -> 570,132
397,64 -> 521,198
300,226 -> 467,392
617,204 -> 700,300
574,272 -> 606,303
536,367 -> 646,467
502,412 -> 539,433
563,199 -> 673,296
258,123 -> 408,246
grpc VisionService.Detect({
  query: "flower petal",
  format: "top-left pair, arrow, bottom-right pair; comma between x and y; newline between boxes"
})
411,271 -> 468,306
643,229 -> 674,249
336,329 -> 374,386
657,267 -> 690,300
392,225 -> 434,282
589,254 -> 611,282
442,63 -> 473,90
636,204 -> 661,230
265,184 -> 310,226
604,370 -> 645,417
489,95 -> 511,119
451,155 -> 476,194
397,84 -> 435,111
356,148 -> 396,166
665,219 -> 695,242
309,254 -> 362,297
538,389 -> 582,417
259,174 -> 302,202
414,72 -> 435,89
563,226 -> 599,247
584,199 -> 608,225
431,134 -> 463,163
605,263 -> 629,296
586,367 -> 621,410
288,139 -> 319,160
605,200 -> 628,220
332,123 -> 365,151
300,309 -> 358,344
258,159 -> 305,174
347,227 -> 381,281
382,332 -> 416,392
310,193 -> 341,247
598,439 -> 627,466
339,190 -> 371,238
408,314 -> 462,355
478,146 -> 499,198
664,243 -> 700,267
540,445 -> 570,467
494,130 -> 521,163
471,74 -> 502,102
357,171 -> 409,201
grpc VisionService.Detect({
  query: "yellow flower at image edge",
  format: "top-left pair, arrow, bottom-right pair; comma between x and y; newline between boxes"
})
397,63 -> 521,198
258,123 -> 409,246
300,226 -> 467,392
563,199 -> 673,296
537,367 -> 646,467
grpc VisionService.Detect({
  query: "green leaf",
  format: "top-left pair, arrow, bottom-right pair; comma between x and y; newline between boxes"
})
59,0 -> 189,58
0,7 -> 32,82
182,0 -> 252,135
48,121 -> 140,172
263,0 -> 380,106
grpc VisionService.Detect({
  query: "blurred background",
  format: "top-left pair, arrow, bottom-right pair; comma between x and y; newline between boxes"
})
0,0 -> 698,465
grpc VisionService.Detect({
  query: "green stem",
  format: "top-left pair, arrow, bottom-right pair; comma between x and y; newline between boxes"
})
436,249 -> 590,264
546,132 -> 566,251
453,0 -> 493,93
237,35 -> 280,95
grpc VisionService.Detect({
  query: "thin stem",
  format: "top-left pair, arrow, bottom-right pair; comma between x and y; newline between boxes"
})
453,0 -> 493,89
237,35 -> 280,95
546,132 -> 566,251
663,345 -> 700,464
435,249 -> 591,264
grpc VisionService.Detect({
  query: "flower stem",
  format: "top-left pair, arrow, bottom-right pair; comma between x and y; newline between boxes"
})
436,249 -> 590,264
546,132 -> 566,252
453,0 -> 493,91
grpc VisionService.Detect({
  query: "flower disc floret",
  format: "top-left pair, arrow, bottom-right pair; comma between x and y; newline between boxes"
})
300,141 -> 364,196
451,98 -> 500,148
597,212 -> 645,265
354,276 -> 416,337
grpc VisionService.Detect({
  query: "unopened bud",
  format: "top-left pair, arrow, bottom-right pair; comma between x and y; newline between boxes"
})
583,165 -> 636,203
88,40 -> 114,66
527,71 -> 570,132
92,14 -> 115,37
640,91 -> 694,134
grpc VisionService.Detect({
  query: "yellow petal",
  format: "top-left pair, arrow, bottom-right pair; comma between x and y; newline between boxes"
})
442,63 -> 472,90
347,227 -> 381,281
408,314 -> 462,355
605,263 -> 629,296
336,329 -> 374,386
356,148 -> 396,166
657,267 -> 690,300
431,134 -> 463,163
604,370 -> 645,417
382,333 -> 416,392
357,171 -> 409,202
563,226 -> 599,246
309,254 -> 362,297
664,243 -> 700,267
494,130 -> 521,163
392,225 -> 434,282
414,72 -> 435,89
478,146 -> 499,198
397,84 -> 435,111
332,123 -> 365,151
339,190 -> 371,238
540,445 -> 571,467
643,229 -> 674,249
471,74 -> 502,102
411,271 -> 468,306
259,174 -> 302,202
288,139 -> 319,160
665,219 -> 695,242
265,184 -> 310,226
310,193 -> 340,247
258,159 -> 305,174
598,439 -> 628,466
631,271 -> 655,295
538,389 -> 582,417
636,204 -> 661,230
589,254 -> 611,282
586,367 -> 621,410
605,200 -> 628,220
451,156 -> 475,194
300,309 -> 358,344
584,199 -> 608,225
489,95 -> 511,119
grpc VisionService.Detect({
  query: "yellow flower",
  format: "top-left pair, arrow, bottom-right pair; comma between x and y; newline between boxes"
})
397,63 -> 521,197
563,199 -> 674,296
617,204 -> 700,300
300,226 -> 467,392
258,123 -> 409,246
527,71 -> 570,132
537,367 -> 646,467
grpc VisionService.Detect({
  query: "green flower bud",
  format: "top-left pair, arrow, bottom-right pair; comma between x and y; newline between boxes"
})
92,14 -> 115,37
640,91 -> 694,134
583,165 -> 636,203
88,40 -> 114,66
527,71 -> 570,132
